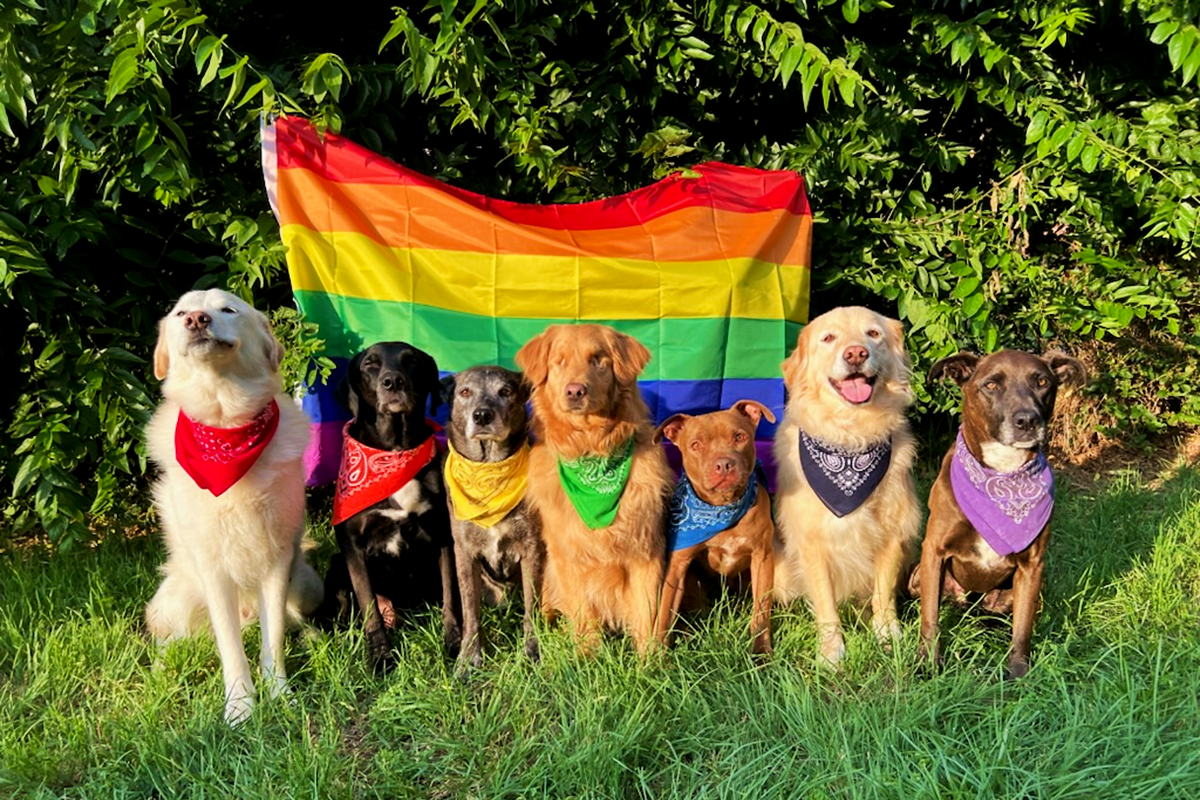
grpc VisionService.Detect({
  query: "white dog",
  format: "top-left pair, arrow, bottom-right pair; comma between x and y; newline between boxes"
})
144,288 -> 323,725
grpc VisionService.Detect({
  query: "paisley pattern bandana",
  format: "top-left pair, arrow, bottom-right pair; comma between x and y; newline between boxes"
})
444,440 -> 531,529
950,429 -> 1054,556
668,461 -> 766,551
175,399 -> 280,496
331,421 -> 440,526
799,430 -> 892,518
557,436 -> 635,530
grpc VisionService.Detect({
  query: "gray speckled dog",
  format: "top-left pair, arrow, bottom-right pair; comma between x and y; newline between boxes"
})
441,366 -> 543,672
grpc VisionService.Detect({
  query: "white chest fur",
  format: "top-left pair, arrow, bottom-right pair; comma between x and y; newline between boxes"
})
980,441 -> 1033,473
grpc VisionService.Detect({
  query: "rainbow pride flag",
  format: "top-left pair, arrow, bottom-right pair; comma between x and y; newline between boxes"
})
262,116 -> 812,485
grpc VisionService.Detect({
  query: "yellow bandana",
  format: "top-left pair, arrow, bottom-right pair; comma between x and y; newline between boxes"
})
444,440 -> 531,528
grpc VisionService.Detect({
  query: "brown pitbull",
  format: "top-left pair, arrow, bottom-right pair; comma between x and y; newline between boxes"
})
914,349 -> 1086,679
654,400 -> 777,655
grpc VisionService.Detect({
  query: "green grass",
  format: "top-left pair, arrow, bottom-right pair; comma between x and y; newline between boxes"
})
3,467 -> 1200,799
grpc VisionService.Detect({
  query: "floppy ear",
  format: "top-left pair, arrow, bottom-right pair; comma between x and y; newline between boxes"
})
1043,350 -> 1087,389
929,352 -> 979,386
654,413 -> 689,445
258,315 -> 285,373
731,399 -> 776,429
608,329 -> 652,385
514,329 -> 554,388
513,371 -> 532,405
781,325 -> 810,388
153,318 -> 171,380
335,352 -> 363,418
884,316 -> 910,369
416,349 -> 443,414
440,373 -> 457,413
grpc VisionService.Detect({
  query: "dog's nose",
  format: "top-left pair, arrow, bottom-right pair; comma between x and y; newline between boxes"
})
843,345 -> 868,368
184,311 -> 211,331
713,457 -> 737,476
472,408 -> 494,426
1012,410 -> 1039,432
565,383 -> 588,401
379,373 -> 405,393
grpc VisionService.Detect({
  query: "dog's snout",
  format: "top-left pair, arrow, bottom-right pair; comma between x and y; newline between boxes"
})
1012,409 -> 1040,432
565,383 -> 588,401
713,457 -> 737,476
472,407 -> 495,426
379,372 -> 406,393
843,345 -> 868,368
184,311 -> 211,331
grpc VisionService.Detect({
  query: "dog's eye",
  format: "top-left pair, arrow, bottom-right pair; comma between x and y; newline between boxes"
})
689,440 -> 702,451
733,431 -> 748,443
590,354 -> 608,369
175,310 -> 186,317
983,380 -> 998,390
498,386 -> 513,398
220,307 -> 237,314
821,333 -> 835,344
1036,376 -> 1049,388
866,328 -> 881,339
458,388 -> 471,398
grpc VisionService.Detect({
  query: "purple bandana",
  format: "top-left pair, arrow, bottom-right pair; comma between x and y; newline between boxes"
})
799,431 -> 892,518
949,430 -> 1054,556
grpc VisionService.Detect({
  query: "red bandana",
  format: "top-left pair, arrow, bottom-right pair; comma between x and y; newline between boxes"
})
331,421 -> 441,526
174,400 -> 280,496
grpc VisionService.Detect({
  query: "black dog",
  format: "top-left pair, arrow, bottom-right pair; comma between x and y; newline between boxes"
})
318,341 -> 462,671
442,366 -> 543,673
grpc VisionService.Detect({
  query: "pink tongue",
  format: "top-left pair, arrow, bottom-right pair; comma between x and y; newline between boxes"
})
839,377 -> 874,403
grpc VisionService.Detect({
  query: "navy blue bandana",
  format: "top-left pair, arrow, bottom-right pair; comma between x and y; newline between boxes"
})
799,430 -> 892,518
668,461 -> 767,551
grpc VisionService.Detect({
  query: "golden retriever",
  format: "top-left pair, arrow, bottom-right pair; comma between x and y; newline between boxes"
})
514,324 -> 672,654
772,306 -> 921,666
144,289 -> 323,725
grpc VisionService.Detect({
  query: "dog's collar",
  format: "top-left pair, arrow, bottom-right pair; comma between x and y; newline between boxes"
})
331,420 -> 441,526
950,429 -> 1054,556
557,436 -> 635,530
798,430 -> 892,518
668,461 -> 766,551
174,399 -> 280,496
444,440 -> 530,528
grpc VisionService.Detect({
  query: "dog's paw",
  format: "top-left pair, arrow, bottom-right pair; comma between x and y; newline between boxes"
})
1005,660 -> 1030,680
525,636 -> 541,663
873,615 -> 902,646
224,689 -> 254,727
818,636 -> 846,668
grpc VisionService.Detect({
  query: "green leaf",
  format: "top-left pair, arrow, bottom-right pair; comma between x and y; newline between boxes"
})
1026,110 -> 1048,143
962,293 -> 985,317
1167,28 -> 1195,71
106,47 -> 141,105
1150,20 -> 1180,45
842,0 -> 860,24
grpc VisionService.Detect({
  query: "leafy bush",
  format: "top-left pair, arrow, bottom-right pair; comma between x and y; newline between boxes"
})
1,0 -> 1197,546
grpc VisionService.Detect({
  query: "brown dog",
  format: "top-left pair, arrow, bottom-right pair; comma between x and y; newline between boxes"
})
653,401 -> 777,655
915,349 -> 1086,678
514,323 -> 672,655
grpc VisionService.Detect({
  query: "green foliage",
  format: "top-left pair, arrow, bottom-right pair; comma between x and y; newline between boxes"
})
0,0 -> 1197,545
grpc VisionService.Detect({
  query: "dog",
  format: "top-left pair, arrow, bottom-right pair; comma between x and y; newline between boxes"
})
913,349 -> 1086,678
772,306 -> 922,666
442,365 -> 543,672
144,288 -> 324,725
514,323 -> 672,655
317,341 -> 461,671
654,400 -> 777,655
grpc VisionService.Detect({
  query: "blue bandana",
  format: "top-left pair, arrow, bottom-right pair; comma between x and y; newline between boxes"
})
668,461 -> 767,551
798,430 -> 892,518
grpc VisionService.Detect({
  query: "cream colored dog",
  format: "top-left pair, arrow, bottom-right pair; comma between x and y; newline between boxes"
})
773,306 -> 921,666
144,288 -> 322,725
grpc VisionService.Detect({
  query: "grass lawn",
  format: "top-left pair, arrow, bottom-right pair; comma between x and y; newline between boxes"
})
2,462 -> 1199,799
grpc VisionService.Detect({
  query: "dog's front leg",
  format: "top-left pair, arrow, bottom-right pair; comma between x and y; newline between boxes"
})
520,540 -> 544,662
453,535 -> 483,673
341,539 -> 390,671
749,539 -> 774,656
805,548 -> 845,667
203,571 -> 254,725
439,542 -> 463,658
258,553 -> 292,700
627,557 -> 664,656
655,551 -> 693,648
1007,543 -> 1045,680
871,535 -> 906,646
917,542 -> 947,670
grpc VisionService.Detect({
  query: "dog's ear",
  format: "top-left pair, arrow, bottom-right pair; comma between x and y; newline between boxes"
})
335,352 -> 363,417
654,413 -> 689,445
415,349 -> 443,414
1043,350 -> 1087,389
510,369 -> 532,405
781,325 -> 809,388
731,399 -> 776,428
258,314 -> 285,373
608,329 -> 652,385
153,318 -> 171,380
929,352 -> 979,386
515,329 -> 553,387
882,315 -> 914,399
440,373 -> 457,412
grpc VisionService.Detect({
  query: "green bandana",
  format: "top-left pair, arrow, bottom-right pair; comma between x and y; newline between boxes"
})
557,436 -> 635,530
